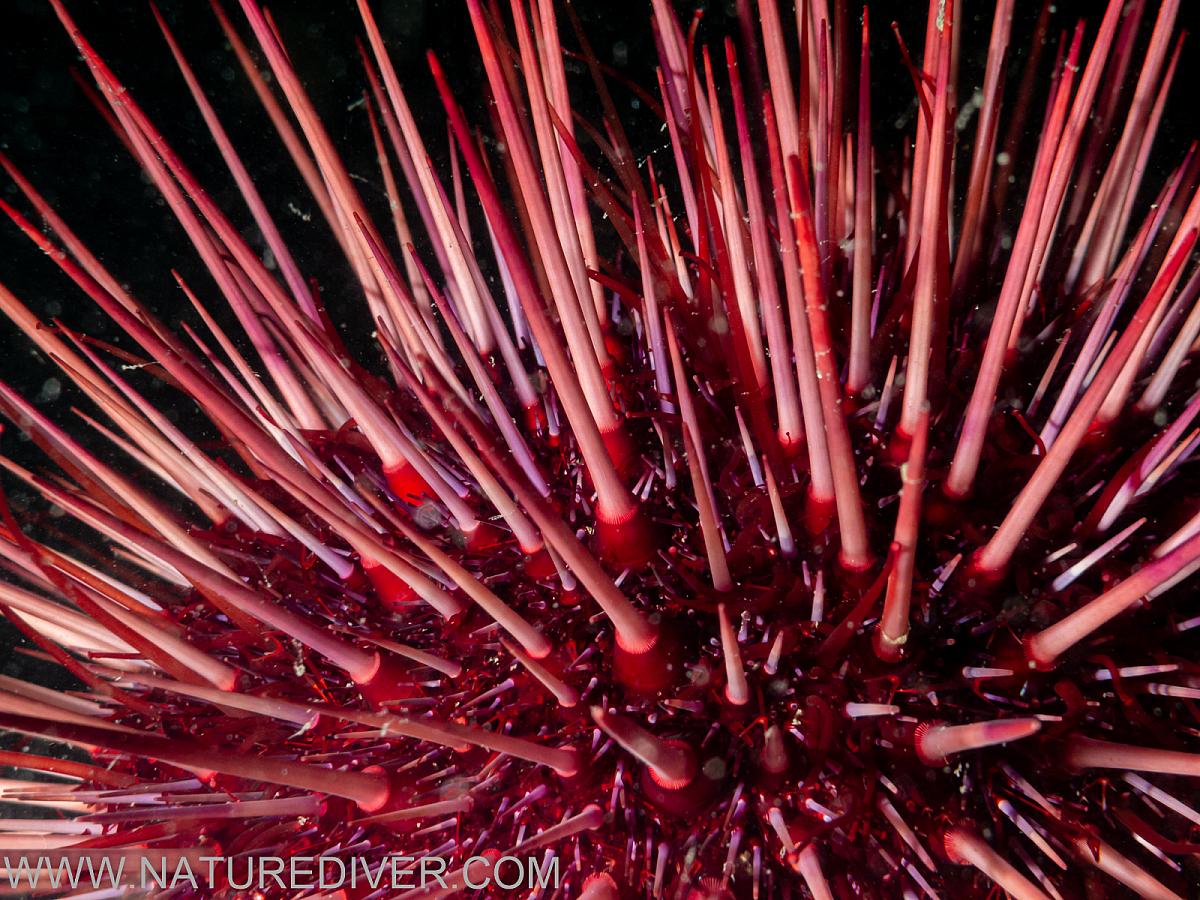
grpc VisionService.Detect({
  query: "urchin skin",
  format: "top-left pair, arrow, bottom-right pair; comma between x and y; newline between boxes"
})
0,0 -> 1198,898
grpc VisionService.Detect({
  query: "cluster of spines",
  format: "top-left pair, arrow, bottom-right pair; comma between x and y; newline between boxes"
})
0,0 -> 1196,896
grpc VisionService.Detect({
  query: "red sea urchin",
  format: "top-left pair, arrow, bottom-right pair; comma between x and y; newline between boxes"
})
1,0 -> 1200,896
